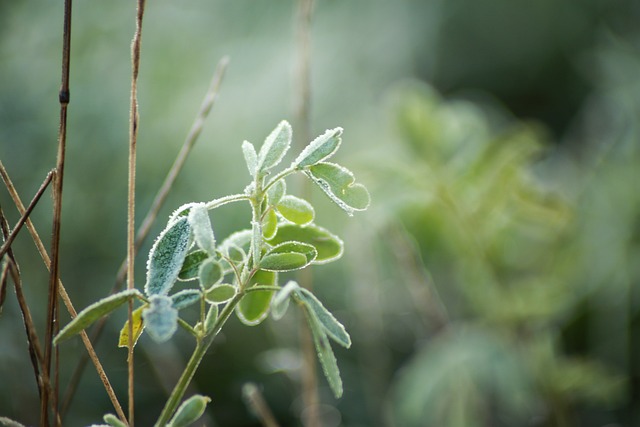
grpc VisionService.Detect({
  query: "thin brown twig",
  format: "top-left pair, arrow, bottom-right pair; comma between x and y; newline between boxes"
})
42,0 -> 73,424
0,204 -> 46,397
59,56 -> 229,417
0,170 -> 55,260
0,160 -> 128,422
293,1 -> 320,426
126,0 -> 147,425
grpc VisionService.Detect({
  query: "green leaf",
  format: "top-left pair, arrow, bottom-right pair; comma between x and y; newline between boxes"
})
178,250 -> 209,281
262,209 -> 278,239
294,127 -> 342,168
304,306 -> 343,398
103,414 -> 127,427
188,203 -> 215,255
271,280 -> 300,320
276,195 -> 314,225
242,140 -> 258,178
257,120 -> 292,172
237,290 -> 274,326
260,252 -> 308,272
260,241 -> 317,272
205,284 -> 237,304
118,305 -> 146,348
168,394 -> 211,427
171,289 -> 202,310
266,179 -> 286,206
305,162 -> 370,216
236,270 -> 277,326
54,289 -> 142,345
143,295 -> 179,343
297,288 -> 351,348
203,304 -> 219,334
198,258 -> 224,289
145,217 -> 192,296
249,269 -> 277,287
268,223 -> 343,264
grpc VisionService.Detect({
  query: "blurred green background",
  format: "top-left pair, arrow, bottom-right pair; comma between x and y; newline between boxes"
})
1,0 -> 640,426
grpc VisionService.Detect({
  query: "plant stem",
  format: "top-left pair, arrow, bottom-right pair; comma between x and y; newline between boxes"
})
154,292 -> 245,426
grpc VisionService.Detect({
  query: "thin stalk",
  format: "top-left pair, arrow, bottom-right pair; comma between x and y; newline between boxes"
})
60,57 -> 229,416
0,161 -> 127,422
42,0 -> 73,423
126,0 -> 147,425
154,292 -> 245,426
294,0 -> 319,425
0,170 -> 54,260
0,205 -> 46,401
243,383 -> 281,427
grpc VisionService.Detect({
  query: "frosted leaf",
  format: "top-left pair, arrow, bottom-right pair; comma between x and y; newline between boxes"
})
198,258 -> 224,289
145,217 -> 192,297
276,195 -> 314,225
293,127 -> 342,168
118,305 -> 146,348
305,162 -> 370,216
297,288 -> 350,348
260,241 -> 317,272
188,203 -> 215,255
257,120 -> 292,173
171,289 -> 202,310
304,306 -> 343,398
205,284 -> 237,304
168,395 -> 211,427
178,250 -> 208,281
262,209 -> 278,239
266,179 -> 286,206
143,295 -> 178,343
242,140 -> 258,178
54,289 -> 142,344
271,280 -> 300,320
267,223 -> 343,264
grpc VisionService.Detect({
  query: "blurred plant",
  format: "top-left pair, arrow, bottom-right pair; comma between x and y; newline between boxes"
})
52,121 -> 370,426
375,83 -> 624,427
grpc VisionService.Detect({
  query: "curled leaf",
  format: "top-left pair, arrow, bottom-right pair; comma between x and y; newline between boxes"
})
262,209 -> 278,239
305,162 -> 370,216
297,288 -> 351,348
118,305 -> 146,348
271,280 -> 300,320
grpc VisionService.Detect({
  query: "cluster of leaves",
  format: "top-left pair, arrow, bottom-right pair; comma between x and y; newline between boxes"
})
376,83 -> 622,427
54,121 -> 369,425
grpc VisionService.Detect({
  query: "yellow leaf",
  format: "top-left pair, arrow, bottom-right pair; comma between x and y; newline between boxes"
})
118,305 -> 146,348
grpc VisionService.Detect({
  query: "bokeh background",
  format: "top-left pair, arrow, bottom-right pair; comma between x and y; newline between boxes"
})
1,0 -> 640,426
